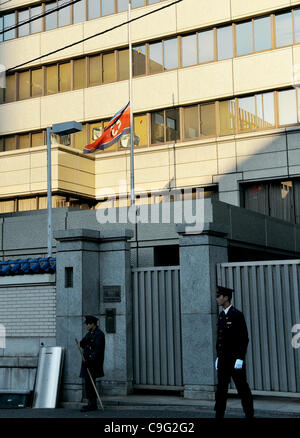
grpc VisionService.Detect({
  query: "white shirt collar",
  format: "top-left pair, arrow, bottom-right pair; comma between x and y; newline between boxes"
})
224,304 -> 232,315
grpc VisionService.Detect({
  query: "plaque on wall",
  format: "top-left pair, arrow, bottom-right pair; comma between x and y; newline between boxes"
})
103,285 -> 121,303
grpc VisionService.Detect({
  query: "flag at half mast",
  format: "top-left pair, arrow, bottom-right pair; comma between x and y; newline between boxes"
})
83,102 -> 130,154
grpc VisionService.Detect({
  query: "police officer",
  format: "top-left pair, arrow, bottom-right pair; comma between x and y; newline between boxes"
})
215,286 -> 254,419
79,315 -> 105,412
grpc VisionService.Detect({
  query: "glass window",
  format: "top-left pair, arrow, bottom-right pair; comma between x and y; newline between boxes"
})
182,34 -> 197,67
4,13 -> 15,41
132,0 -> 145,8
134,114 -> 148,147
89,55 -> 101,85
294,9 -> 300,43
217,26 -> 233,60
238,96 -> 256,131
18,10 -> 29,38
74,124 -> 87,149
32,131 -> 44,147
0,17 -> 3,43
73,59 -> 86,89
19,134 -> 30,149
118,49 -> 129,81
101,0 -> 114,16
5,75 -> 15,103
275,12 -> 293,47
0,138 -> 4,152
164,38 -> 178,70
18,71 -> 30,100
149,42 -> 163,74
88,0 -> 100,19
254,16 -> 272,51
183,106 -> 199,139
45,2 -> 57,31
4,136 -> 16,151
278,89 -> 297,125
117,0 -> 128,13
151,111 -> 164,143
166,109 -> 179,141
244,183 -> 269,216
59,62 -> 71,92
58,0 -> 71,27
133,45 -> 146,76
46,65 -> 58,95
198,29 -> 214,63
73,0 -> 86,23
256,92 -> 275,128
31,69 -> 43,97
89,121 -> 104,143
236,21 -> 253,56
148,0 -> 160,3
219,99 -> 236,135
103,52 -> 115,83
30,6 -> 42,34
200,102 -> 216,136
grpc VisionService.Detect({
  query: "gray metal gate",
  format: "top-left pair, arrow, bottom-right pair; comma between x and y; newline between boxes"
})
132,266 -> 183,390
217,260 -> 300,396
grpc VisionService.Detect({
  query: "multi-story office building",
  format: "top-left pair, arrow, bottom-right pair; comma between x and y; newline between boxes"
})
1,0 -> 300,224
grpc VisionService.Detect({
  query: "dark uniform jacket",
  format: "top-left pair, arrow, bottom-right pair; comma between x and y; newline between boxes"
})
79,327 -> 105,378
216,306 -> 249,362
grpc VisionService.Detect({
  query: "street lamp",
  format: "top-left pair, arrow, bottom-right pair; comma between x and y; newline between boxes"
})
47,121 -> 82,257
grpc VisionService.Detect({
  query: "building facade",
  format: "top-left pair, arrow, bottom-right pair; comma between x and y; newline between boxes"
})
1,0 -> 300,223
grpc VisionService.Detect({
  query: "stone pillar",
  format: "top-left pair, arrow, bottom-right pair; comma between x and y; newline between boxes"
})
54,229 -> 101,403
99,229 -> 134,395
176,223 -> 228,400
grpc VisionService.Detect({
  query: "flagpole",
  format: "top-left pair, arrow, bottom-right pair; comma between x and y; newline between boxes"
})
128,0 -> 135,206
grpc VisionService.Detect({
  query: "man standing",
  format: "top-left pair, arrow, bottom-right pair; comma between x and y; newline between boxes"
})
215,286 -> 254,419
79,315 -> 105,412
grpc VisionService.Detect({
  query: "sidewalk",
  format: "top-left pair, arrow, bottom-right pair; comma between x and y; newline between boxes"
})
61,394 -> 300,418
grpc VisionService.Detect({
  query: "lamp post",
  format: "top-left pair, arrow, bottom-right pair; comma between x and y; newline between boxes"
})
47,121 -> 82,257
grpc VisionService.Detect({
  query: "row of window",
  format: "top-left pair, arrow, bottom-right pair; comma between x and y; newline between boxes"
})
1,88 -> 300,153
3,8 -> 300,104
0,0 -> 162,41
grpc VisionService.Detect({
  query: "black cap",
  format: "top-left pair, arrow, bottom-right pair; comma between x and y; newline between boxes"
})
216,285 -> 234,297
84,315 -> 98,325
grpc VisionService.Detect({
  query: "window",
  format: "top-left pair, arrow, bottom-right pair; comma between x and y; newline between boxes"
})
149,42 -> 163,74
5,75 -> 15,102
101,0 -> 114,16
256,92 -> 275,128
236,21 -> 253,56
254,16 -> 272,51
4,13 -> 15,41
118,49 -> 129,81
294,9 -> 300,43
103,52 -> 115,83
45,2 -> 57,31
59,62 -> 71,92
46,65 -> 58,95
275,12 -> 293,47
278,89 -> 297,125
31,69 -> 43,97
18,71 -> 30,100
134,114 -> 148,146
19,134 -> 30,149
133,45 -> 146,76
73,0 -> 85,23
151,111 -> 164,143
88,0 -> 100,20
183,106 -> 199,139
181,34 -> 197,67
219,100 -> 236,135
30,6 -> 42,34
65,267 -> 73,288
73,59 -> 86,89
74,123 -> 87,149
164,38 -> 178,70
32,131 -> 44,147
89,55 -> 101,85
0,16 -> 3,43
4,136 -> 16,151
217,26 -> 233,60
58,0 -> 71,27
18,10 -> 29,38
198,29 -> 214,63
238,96 -> 256,131
200,102 -> 216,136
89,121 -> 104,143
117,0 -> 128,12
166,108 -> 179,141
132,0 -> 145,7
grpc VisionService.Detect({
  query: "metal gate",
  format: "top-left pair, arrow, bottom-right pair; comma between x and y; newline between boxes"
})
132,266 -> 183,390
217,260 -> 300,396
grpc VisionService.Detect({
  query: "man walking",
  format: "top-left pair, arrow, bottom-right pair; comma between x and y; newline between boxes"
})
79,315 -> 105,412
215,286 -> 254,419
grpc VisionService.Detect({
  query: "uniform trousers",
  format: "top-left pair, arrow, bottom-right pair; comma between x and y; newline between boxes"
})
84,370 -> 98,407
215,358 -> 254,418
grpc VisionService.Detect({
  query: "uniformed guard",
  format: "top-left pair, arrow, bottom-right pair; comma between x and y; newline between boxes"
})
214,286 -> 254,419
79,315 -> 105,412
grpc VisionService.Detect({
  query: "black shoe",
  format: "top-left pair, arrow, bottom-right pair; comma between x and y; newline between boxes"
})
80,404 -> 98,412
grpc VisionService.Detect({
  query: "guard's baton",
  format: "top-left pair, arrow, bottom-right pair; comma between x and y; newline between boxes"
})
75,338 -> 104,411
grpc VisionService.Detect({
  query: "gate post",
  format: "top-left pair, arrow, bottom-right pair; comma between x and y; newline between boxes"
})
177,223 -> 229,400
